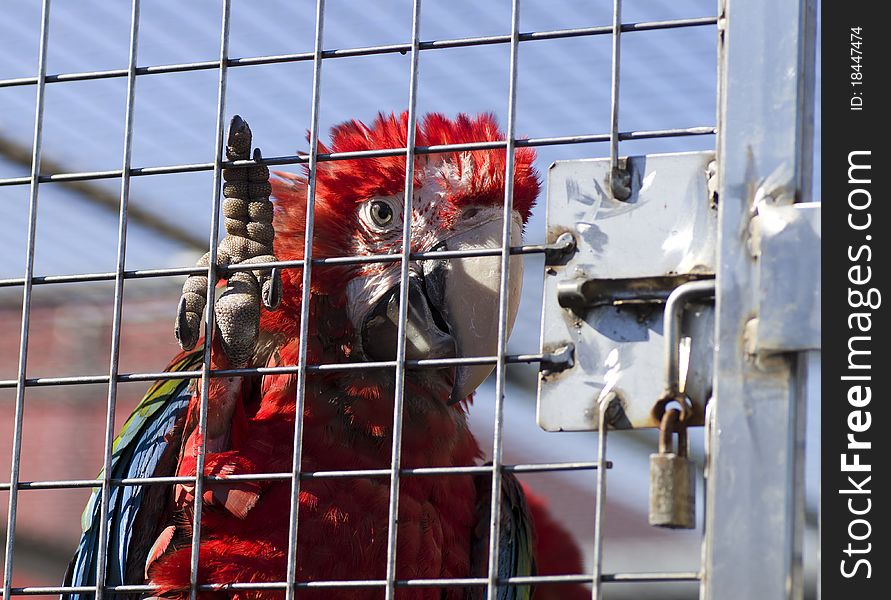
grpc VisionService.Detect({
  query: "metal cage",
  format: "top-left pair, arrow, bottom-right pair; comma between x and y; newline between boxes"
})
0,1 -> 817,599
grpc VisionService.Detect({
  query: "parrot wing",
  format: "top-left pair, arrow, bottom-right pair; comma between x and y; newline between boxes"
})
61,350 -> 203,599
470,469 -> 536,600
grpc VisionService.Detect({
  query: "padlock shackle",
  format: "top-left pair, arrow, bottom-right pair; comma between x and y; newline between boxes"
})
658,408 -> 688,456
653,392 -> 694,424
661,278 -> 716,400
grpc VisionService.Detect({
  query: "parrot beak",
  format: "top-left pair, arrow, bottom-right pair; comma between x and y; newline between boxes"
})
360,210 -> 524,404
436,213 -> 524,404
361,274 -> 457,363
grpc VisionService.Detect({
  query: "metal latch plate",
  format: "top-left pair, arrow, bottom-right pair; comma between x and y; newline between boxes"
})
538,151 -> 717,431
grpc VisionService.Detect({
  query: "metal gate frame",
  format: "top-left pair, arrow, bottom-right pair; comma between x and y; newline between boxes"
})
702,0 -> 817,598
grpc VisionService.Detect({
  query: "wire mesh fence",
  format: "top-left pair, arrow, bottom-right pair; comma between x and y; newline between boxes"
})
0,0 -> 815,599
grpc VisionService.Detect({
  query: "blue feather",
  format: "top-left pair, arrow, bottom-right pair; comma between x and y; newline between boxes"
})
62,352 -> 201,599
471,469 -> 536,600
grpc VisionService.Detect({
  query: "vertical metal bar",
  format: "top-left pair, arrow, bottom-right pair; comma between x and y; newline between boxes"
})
93,1 -> 141,597
484,0 -> 521,598
607,0 -> 627,200
590,396 -> 611,600
1,1 -> 51,598
283,1 -> 326,597
188,2 -> 231,599
383,1 -> 423,598
701,0 -> 816,597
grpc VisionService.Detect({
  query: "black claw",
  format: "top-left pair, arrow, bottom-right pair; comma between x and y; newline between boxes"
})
227,115 -> 252,160
263,268 -> 282,310
175,295 -> 198,350
447,385 -> 465,406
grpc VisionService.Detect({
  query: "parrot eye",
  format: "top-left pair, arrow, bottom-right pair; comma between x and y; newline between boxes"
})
361,198 -> 400,232
370,201 -> 393,226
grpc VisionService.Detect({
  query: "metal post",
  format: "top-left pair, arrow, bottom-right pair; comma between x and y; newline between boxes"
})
382,2 -> 423,599
94,1 -> 141,597
284,1 -> 326,598
187,2 -> 232,599
485,1 -> 522,598
607,0 -> 629,200
1,2 -> 51,598
591,395 -> 612,599
702,0 -> 816,598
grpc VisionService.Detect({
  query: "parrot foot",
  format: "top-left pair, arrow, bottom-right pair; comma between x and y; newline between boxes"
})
175,115 -> 281,368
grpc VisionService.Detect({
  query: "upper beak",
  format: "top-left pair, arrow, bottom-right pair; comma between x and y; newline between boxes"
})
360,214 -> 524,403
361,273 -> 457,363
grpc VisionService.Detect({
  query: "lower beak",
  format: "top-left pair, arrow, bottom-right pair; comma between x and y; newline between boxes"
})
361,274 -> 457,363
360,215 -> 524,403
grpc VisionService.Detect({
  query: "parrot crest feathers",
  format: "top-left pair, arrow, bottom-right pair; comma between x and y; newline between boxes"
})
273,112 -> 539,249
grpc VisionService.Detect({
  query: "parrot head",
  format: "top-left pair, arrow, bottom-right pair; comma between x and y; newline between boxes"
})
266,112 -> 539,405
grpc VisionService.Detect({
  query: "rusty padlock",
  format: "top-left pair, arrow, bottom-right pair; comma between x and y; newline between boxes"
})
648,408 -> 695,529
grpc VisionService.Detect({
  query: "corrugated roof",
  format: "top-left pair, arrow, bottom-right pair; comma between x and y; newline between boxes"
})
0,0 -> 717,277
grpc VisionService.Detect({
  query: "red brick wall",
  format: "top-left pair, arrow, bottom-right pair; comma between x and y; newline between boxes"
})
0,282 -> 184,590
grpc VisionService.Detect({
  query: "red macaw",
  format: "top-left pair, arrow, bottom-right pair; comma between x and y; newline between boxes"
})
64,113 -> 586,599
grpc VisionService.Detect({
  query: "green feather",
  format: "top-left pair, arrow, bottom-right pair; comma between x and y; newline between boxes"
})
501,472 -> 536,600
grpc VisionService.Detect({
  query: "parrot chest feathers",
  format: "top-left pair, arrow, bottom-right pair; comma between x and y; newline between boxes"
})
145,345 -> 485,596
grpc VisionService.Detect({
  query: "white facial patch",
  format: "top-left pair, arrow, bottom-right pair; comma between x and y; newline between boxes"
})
344,160 -> 525,339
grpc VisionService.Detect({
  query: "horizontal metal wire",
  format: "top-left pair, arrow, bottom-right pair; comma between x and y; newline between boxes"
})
0,17 -> 716,90
0,126 -> 716,188
1,460 -> 614,492
0,350 -> 558,389
0,571 -> 701,596
0,240 -> 567,288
